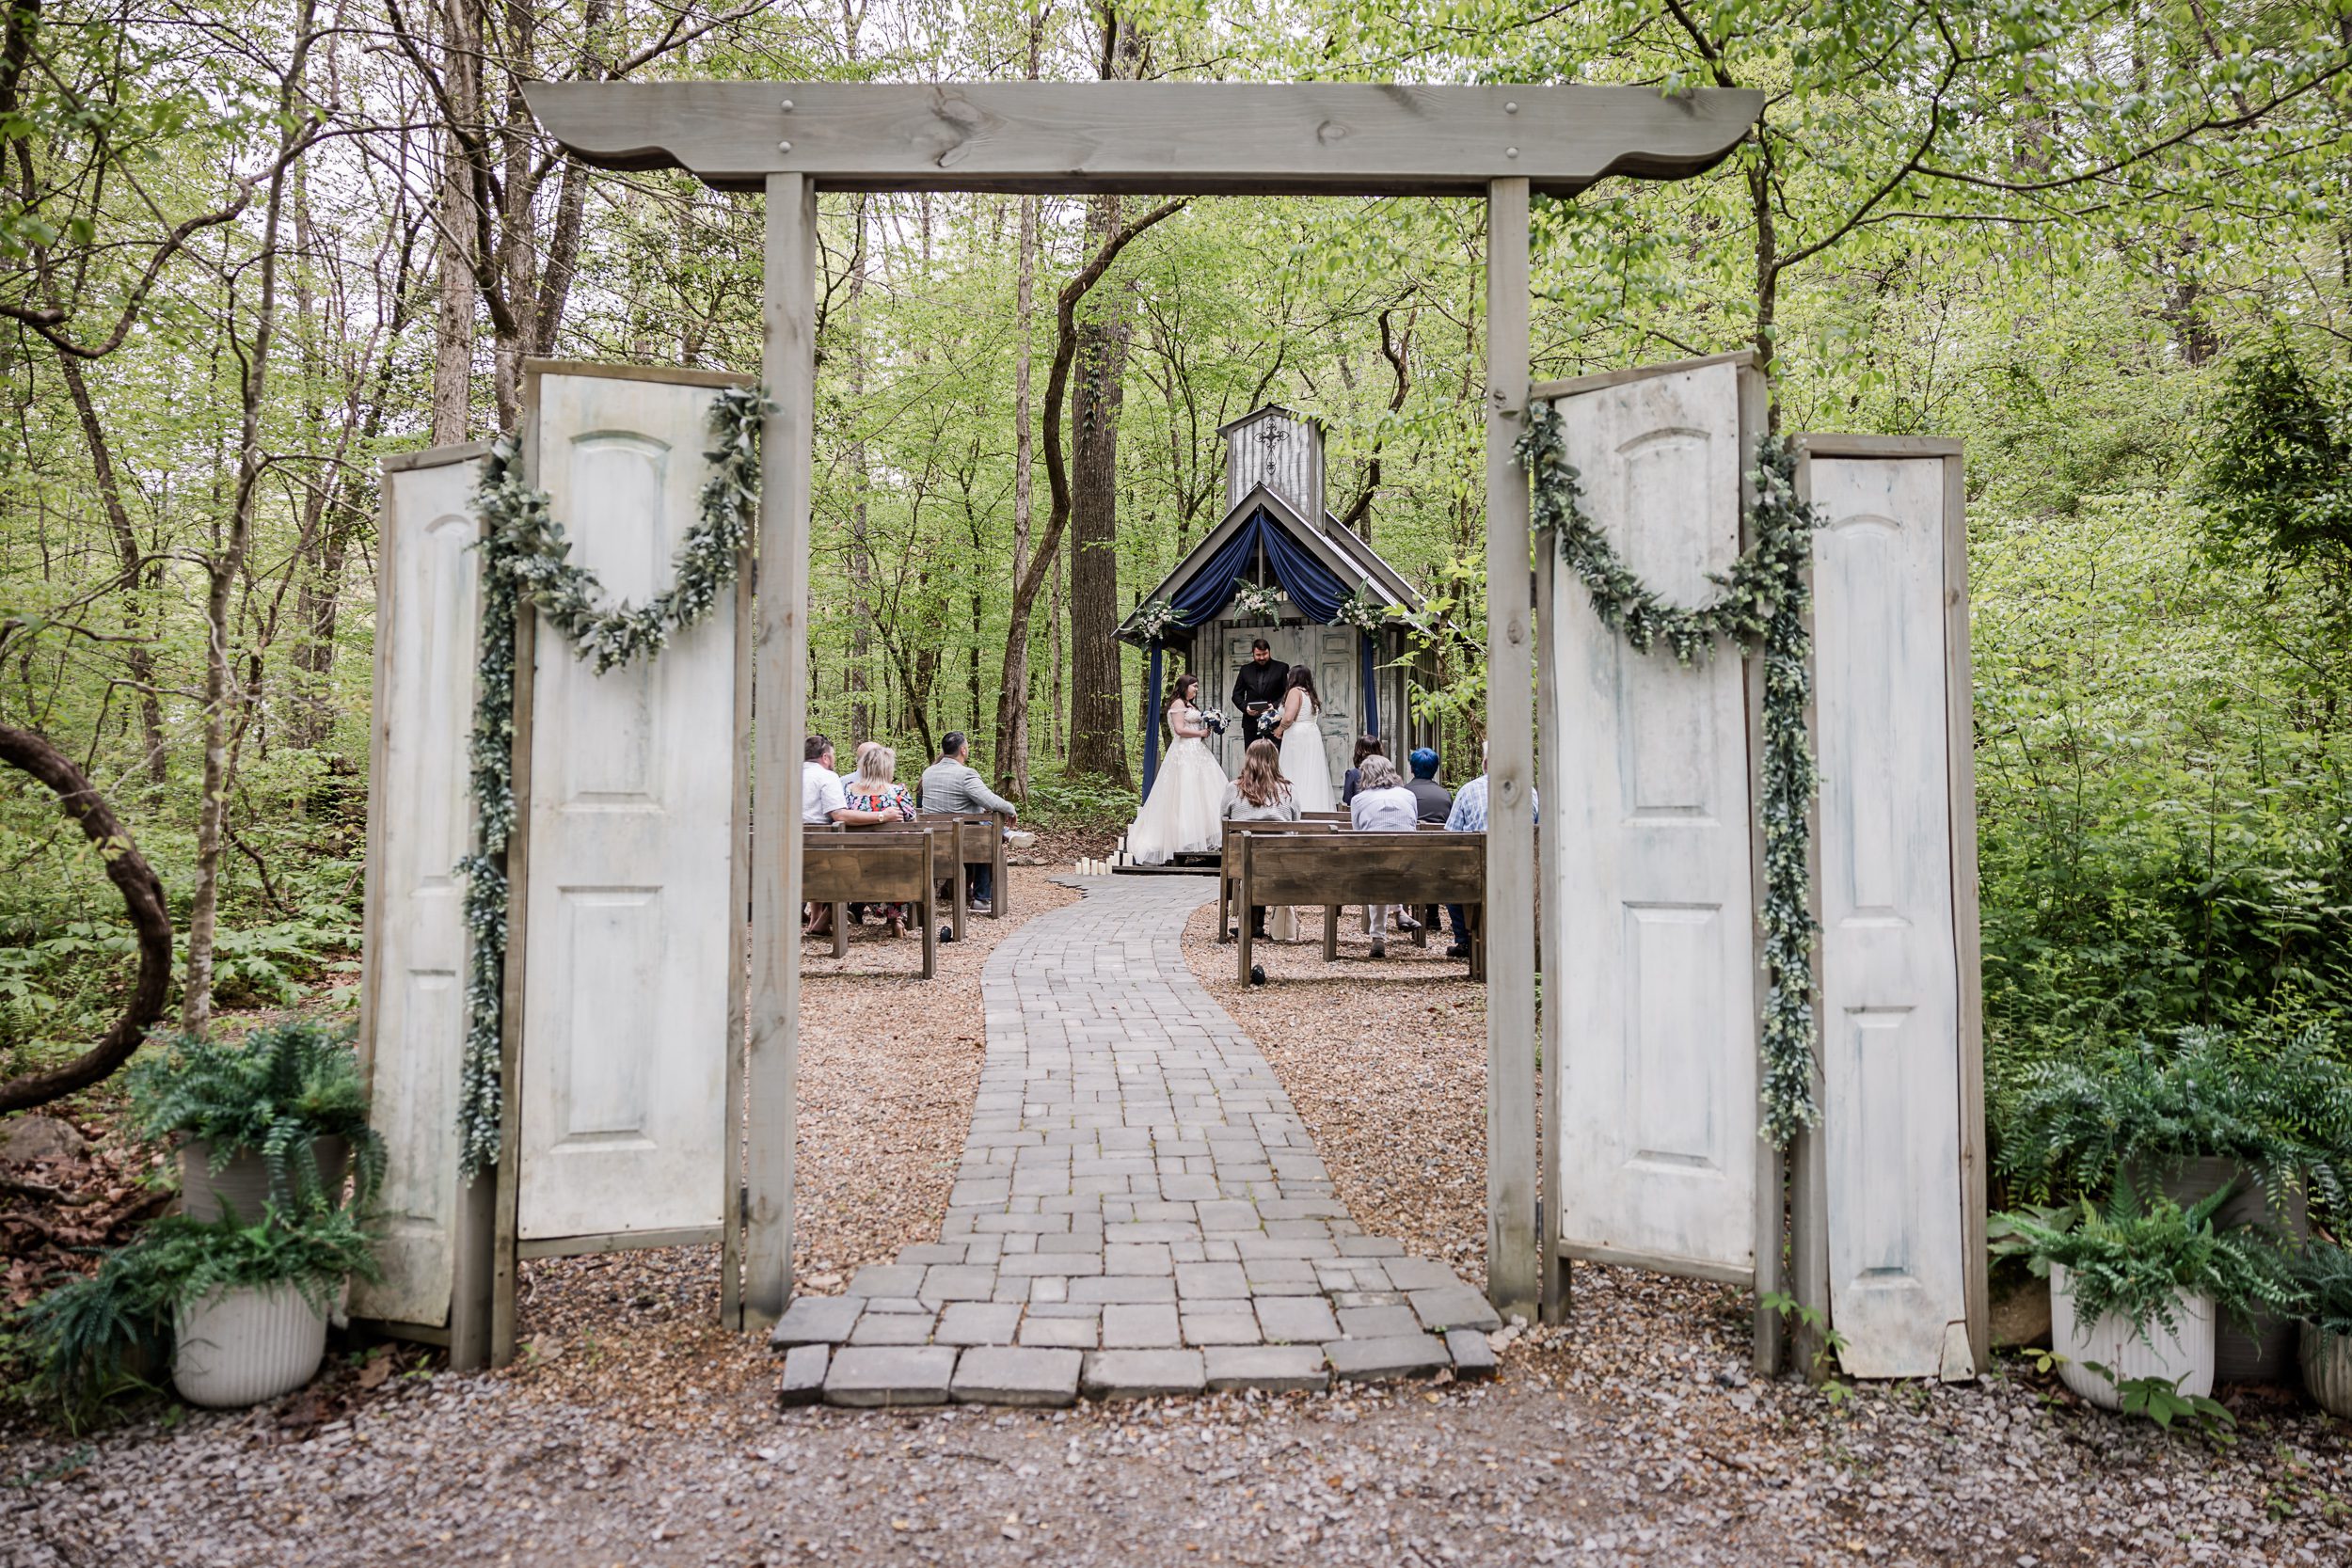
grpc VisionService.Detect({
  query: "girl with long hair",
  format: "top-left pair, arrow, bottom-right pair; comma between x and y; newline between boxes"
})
1271,663 -> 1333,811
1125,673 -> 1227,864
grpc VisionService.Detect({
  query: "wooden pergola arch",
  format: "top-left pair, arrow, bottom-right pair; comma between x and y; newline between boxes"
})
525,79 -> 1767,1328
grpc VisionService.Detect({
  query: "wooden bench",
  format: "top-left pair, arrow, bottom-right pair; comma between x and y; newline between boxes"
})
1214,818 -> 1343,939
801,829 -> 941,977
918,811 -> 1009,920
1236,831 -> 1486,982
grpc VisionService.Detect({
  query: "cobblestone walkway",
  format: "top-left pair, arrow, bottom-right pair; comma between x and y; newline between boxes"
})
772,874 -> 1500,1407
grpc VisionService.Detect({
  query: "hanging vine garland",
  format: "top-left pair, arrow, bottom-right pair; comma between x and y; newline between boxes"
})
453,384 -> 771,1178
1516,400 -> 1824,1148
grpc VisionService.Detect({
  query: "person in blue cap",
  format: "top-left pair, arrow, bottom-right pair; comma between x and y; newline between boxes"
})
1405,747 -> 1452,824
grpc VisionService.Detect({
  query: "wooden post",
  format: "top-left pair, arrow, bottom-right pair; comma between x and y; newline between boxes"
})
1946,451 -> 1990,1377
1484,176 -> 1538,1323
743,172 -> 817,1328
1534,504 -> 1569,1324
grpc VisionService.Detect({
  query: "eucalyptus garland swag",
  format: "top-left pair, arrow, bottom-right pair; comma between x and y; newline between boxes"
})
453,384 -> 771,1177
1517,400 -> 1824,1148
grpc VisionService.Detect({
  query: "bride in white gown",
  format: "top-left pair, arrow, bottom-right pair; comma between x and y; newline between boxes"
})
1272,664 -> 1334,812
1126,674 -> 1228,864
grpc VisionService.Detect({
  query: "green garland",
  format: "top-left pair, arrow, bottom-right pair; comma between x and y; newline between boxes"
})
1517,400 -> 1823,1148
453,384 -> 771,1178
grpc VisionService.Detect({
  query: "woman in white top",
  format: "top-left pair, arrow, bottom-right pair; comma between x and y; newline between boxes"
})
1125,674 -> 1228,864
1271,663 -> 1334,812
1347,753 -> 1419,958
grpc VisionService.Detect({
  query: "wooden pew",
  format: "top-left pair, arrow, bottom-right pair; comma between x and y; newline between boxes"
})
919,811 -> 1009,920
1236,831 -> 1486,982
1215,817 -> 1343,939
801,829 -> 940,977
833,818 -> 967,942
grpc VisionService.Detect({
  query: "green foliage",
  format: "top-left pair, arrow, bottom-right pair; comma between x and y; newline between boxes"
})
1992,1023 -> 2352,1210
2198,338 -> 2352,580
2083,1365 -> 2239,1444
2285,1241 -> 2352,1338
1997,1180 -> 2295,1343
17,1197 -> 381,1418
125,1020 -> 384,1209
1022,767 -> 1140,828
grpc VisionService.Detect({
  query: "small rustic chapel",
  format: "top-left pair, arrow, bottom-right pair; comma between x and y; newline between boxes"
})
1118,404 -> 1438,791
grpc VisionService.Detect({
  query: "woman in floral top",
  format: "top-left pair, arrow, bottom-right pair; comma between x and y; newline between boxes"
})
846,744 -> 919,937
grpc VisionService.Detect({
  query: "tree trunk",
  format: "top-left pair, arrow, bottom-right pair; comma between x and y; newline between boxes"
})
993,189 -> 1040,795
183,12 -> 313,1034
54,352 -> 167,786
1066,195 -> 1133,786
430,0 -> 481,445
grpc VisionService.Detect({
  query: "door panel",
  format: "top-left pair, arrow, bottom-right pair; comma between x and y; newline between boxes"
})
1549,359 -> 1758,1278
1810,453 -> 1966,1377
517,372 -> 739,1243
355,454 -> 485,1325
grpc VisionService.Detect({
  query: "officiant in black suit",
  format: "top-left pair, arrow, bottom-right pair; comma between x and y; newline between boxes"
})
1230,637 -> 1289,744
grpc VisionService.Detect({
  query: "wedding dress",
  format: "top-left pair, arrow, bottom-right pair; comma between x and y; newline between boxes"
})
1278,694 -> 1333,812
1127,703 -> 1226,864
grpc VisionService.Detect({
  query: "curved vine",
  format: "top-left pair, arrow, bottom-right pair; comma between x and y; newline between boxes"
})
453,384 -> 770,1178
1517,400 -> 1823,1148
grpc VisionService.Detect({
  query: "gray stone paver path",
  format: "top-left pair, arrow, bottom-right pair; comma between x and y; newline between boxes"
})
774,874 -> 1500,1407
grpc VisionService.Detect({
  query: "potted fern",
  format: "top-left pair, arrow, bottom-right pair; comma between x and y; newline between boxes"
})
1998,1180 -> 2287,1414
23,1193 -> 382,1413
1994,1024 -> 2350,1380
127,1019 -> 384,1221
2288,1241 -> 2352,1418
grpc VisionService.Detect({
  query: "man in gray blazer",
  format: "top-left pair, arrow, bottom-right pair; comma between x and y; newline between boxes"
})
917,732 -> 1018,911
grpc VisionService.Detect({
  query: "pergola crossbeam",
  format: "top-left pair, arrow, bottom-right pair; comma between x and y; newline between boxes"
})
524,82 -> 1763,197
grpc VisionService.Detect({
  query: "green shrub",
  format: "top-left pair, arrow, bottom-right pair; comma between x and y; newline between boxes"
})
125,1019 -> 385,1207
18,1196 -> 381,1418
2286,1241 -> 2352,1338
1991,1023 -> 2352,1209
1997,1180 -> 2295,1343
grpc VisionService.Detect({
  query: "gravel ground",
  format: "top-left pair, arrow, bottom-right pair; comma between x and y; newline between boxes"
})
7,852 -> 2349,1565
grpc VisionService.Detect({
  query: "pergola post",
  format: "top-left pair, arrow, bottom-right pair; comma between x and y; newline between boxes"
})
742,171 -> 818,1327
1483,176 -> 1538,1322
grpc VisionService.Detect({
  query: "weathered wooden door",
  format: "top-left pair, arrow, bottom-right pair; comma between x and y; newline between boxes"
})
1545,355 -> 1766,1283
514,367 -> 745,1244
356,445 -> 490,1333
1804,440 -> 1978,1378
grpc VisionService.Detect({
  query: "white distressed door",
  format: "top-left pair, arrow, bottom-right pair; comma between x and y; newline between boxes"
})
1808,447 -> 1970,1377
1549,358 -> 1760,1281
355,449 -> 485,1324
516,371 -> 740,1243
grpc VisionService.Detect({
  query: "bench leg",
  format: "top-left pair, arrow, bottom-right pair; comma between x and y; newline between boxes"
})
953,869 -> 967,942
922,887 -> 937,979
832,903 -> 849,959
1217,875 -> 1230,940
1237,902 -> 1254,984
1322,908 -> 1339,963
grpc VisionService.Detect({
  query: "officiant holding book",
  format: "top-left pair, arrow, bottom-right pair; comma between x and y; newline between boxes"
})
1230,636 -> 1289,748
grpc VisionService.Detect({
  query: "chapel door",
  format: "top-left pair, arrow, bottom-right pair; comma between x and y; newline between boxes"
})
1310,626 -> 1358,783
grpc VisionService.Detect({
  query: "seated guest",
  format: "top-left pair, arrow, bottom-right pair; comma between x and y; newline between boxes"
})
1442,743 -> 1536,960
844,744 -> 918,938
803,735 -> 888,938
1348,754 -> 1417,958
1340,735 -> 1385,805
1220,739 -> 1297,942
839,738 -> 881,792
918,732 -> 1019,911
1406,748 -> 1453,822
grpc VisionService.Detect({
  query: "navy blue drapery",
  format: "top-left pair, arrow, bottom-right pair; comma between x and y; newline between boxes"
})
1141,507 -> 1375,796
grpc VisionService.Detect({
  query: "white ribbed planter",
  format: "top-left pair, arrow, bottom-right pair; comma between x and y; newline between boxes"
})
2050,1264 -> 2217,1411
172,1282 -> 329,1408
2300,1323 -> 2352,1418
